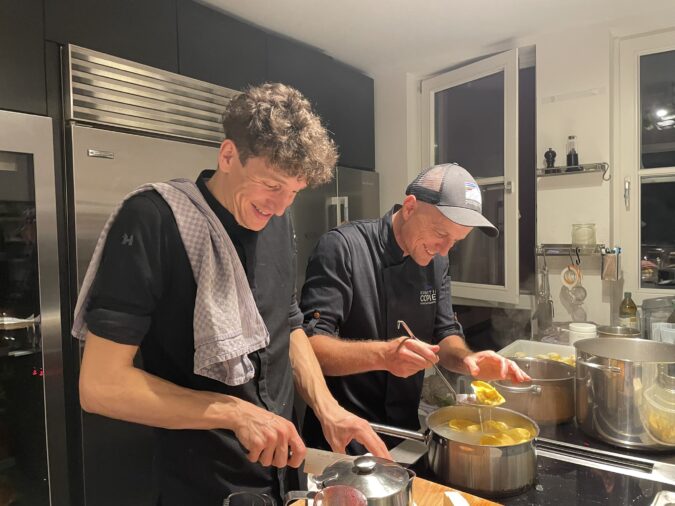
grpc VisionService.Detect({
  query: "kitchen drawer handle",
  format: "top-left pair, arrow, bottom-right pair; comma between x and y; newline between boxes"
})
497,384 -> 542,396
577,359 -> 621,374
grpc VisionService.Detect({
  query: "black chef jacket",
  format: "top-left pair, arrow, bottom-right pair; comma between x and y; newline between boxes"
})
84,170 -> 303,506
300,206 -> 463,452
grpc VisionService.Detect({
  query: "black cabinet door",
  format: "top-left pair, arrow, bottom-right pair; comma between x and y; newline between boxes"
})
324,60 -> 375,171
267,34 -> 374,170
177,0 -> 266,91
0,0 -> 46,115
44,0 -> 178,72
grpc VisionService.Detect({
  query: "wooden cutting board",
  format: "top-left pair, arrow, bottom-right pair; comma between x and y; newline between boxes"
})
300,448 -> 501,506
413,477 -> 501,506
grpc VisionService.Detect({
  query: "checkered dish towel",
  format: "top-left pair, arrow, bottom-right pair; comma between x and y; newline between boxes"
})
72,179 -> 270,386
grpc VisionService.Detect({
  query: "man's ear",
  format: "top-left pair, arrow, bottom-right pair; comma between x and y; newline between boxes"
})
217,139 -> 238,174
401,194 -> 417,219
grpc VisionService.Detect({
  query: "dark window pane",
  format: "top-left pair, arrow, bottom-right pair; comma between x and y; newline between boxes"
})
434,71 -> 505,178
449,187 -> 505,285
640,50 -> 675,169
640,178 -> 675,289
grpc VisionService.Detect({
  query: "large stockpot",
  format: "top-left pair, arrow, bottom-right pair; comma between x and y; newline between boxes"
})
574,338 -> 675,451
371,405 -> 539,497
494,357 -> 575,425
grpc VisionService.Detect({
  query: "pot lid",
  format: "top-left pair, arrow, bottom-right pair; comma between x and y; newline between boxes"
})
315,456 -> 410,499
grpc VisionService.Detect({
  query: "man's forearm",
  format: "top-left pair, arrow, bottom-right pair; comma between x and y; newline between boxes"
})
438,334 -> 472,374
290,328 -> 346,417
81,364 -> 243,430
80,333 -> 250,432
303,332 -> 387,376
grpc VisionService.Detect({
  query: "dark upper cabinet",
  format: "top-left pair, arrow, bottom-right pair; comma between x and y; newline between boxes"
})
44,0 -> 178,72
177,0 -> 266,91
0,0 -> 46,115
267,34 -> 375,170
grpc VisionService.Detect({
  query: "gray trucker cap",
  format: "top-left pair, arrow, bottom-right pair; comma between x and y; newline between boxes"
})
405,163 -> 499,237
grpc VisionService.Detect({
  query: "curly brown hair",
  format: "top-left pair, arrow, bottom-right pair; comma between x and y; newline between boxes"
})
221,83 -> 338,187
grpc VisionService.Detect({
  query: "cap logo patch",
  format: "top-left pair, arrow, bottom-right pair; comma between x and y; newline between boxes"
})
464,181 -> 482,208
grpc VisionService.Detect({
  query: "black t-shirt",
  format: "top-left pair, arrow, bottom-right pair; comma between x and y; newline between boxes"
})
85,171 -> 303,506
299,206 -> 463,451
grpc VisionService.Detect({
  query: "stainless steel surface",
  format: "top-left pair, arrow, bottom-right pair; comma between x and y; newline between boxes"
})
70,124 -> 219,506
71,124 -> 218,287
536,438 -> 675,487
495,357 -> 575,425
291,166 -> 379,293
0,110 -> 69,505
597,325 -> 642,338
372,405 -> 539,497
65,45 -> 237,143
313,455 -> 414,506
575,338 -> 675,451
397,320 -> 458,403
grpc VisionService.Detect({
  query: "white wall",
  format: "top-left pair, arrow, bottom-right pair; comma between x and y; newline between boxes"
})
373,15 -> 675,326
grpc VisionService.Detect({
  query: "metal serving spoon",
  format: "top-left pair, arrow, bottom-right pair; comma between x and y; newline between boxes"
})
396,319 -> 458,404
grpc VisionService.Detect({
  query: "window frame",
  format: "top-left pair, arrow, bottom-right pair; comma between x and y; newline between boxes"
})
420,49 -> 520,304
616,30 -> 675,304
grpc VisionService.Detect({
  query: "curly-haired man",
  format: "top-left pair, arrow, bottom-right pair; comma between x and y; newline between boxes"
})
76,83 -> 389,506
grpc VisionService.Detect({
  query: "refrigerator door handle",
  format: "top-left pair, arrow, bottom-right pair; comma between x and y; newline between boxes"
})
339,196 -> 349,224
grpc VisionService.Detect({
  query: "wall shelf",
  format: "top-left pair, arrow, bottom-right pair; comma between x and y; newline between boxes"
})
536,243 -> 606,257
536,162 -> 610,180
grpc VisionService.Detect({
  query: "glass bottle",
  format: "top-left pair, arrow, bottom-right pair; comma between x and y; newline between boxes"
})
566,135 -> 579,169
619,292 -> 639,329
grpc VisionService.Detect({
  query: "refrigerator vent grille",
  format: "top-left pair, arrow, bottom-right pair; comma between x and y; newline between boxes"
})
64,45 -> 237,144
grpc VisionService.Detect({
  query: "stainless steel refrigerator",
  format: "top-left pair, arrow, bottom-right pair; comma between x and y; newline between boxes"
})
63,45 -> 379,506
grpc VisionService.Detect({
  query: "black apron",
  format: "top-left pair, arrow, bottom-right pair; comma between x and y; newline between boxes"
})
303,257 -> 439,454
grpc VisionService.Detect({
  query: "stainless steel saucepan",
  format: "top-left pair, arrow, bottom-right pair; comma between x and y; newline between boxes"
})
370,405 -> 539,497
494,357 -> 575,425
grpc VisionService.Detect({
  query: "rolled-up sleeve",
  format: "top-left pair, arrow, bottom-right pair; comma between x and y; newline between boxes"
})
84,193 -> 165,346
299,231 -> 353,337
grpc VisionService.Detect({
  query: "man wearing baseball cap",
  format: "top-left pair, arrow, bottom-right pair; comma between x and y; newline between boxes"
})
299,163 -> 529,453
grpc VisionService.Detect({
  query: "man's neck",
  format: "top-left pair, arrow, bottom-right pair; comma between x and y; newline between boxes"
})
205,171 -> 234,215
391,208 -> 408,256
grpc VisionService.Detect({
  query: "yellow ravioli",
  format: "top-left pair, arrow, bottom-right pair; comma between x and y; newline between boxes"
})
480,433 -> 516,446
503,427 -> 533,443
448,419 -> 476,431
483,420 -> 510,432
471,380 -> 506,406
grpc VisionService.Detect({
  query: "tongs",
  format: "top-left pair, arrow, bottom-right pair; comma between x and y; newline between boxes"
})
397,319 -> 458,404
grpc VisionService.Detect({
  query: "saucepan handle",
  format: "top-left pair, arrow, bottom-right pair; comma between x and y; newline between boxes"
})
577,358 -> 621,374
497,383 -> 543,396
369,422 -> 427,443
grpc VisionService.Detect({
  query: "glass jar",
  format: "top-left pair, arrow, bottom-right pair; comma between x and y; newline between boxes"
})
572,223 -> 596,245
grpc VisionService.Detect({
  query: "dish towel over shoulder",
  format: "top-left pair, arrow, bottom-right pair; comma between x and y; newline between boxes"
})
72,179 -> 270,386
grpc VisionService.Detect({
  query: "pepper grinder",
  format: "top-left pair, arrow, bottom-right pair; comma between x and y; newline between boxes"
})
544,148 -> 557,172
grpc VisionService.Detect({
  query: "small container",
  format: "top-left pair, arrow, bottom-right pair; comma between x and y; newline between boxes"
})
571,223 -> 596,245
597,325 -> 641,338
566,135 -> 580,169
640,364 -> 675,445
568,322 -> 597,344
